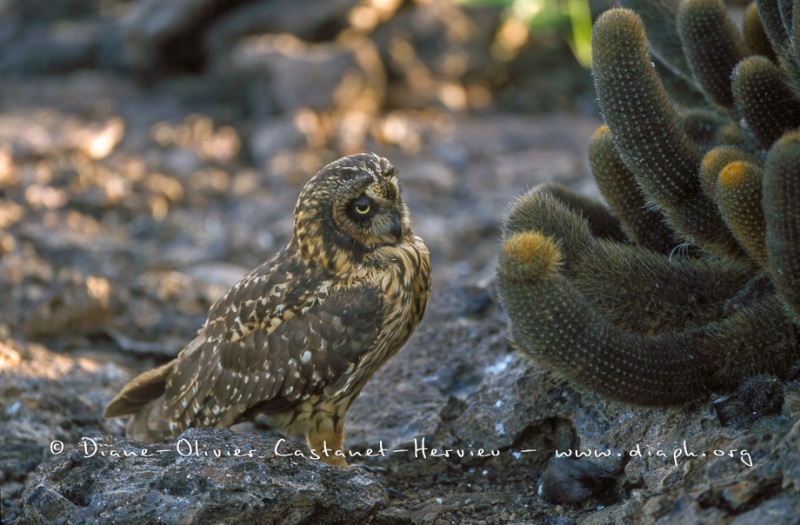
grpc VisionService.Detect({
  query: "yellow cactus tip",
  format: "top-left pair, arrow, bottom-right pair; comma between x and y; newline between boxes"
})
776,130 -> 800,147
592,125 -> 610,140
718,161 -> 749,189
500,231 -> 563,280
701,148 -> 726,173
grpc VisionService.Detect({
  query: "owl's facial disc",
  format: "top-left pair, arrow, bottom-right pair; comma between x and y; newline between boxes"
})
346,194 -> 403,243
332,176 -> 407,252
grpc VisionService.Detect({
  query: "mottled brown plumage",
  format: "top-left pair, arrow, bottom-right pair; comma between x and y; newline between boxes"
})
104,153 -> 431,466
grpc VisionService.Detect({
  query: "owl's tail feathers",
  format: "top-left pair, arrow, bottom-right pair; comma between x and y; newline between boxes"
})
103,361 -> 176,441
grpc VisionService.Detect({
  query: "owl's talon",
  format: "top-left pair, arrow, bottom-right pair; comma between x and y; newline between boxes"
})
383,487 -> 404,499
354,463 -> 387,474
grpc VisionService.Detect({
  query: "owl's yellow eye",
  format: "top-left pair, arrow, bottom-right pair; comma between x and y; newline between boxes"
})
354,204 -> 372,215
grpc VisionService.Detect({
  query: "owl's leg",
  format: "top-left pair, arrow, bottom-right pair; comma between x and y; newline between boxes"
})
307,417 -> 348,467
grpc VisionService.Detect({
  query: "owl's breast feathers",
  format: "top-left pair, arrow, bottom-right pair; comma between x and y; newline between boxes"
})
105,235 -> 430,440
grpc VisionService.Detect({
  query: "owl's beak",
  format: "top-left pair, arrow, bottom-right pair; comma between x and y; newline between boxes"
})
389,212 -> 403,242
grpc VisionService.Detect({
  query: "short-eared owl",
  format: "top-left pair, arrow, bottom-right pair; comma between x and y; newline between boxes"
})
104,153 -> 431,466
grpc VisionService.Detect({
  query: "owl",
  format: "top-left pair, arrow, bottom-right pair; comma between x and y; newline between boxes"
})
104,153 -> 431,467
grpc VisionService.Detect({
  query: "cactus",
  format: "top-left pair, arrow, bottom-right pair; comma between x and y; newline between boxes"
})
715,160 -> 768,268
678,0 -> 749,109
497,1 -> 800,405
764,131 -> 800,316
589,126 -> 678,254
733,56 -> 800,148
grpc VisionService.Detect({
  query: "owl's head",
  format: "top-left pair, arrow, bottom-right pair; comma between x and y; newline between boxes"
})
293,153 -> 411,269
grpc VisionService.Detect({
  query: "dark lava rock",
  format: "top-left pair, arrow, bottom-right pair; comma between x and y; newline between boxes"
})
23,428 -> 385,525
714,375 -> 785,430
205,0 -> 359,61
537,457 -> 617,505
219,33 -> 385,117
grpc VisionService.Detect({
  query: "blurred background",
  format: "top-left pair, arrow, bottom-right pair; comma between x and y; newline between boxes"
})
0,1 -> 614,519
0,0 -> 616,344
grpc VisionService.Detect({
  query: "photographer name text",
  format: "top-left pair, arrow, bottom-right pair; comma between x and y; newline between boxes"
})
50,437 -> 754,467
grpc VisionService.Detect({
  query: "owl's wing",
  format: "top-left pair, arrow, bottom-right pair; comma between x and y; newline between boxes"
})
159,282 -> 384,430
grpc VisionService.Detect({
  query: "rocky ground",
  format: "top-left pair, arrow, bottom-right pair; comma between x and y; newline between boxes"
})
2,0 -> 799,524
